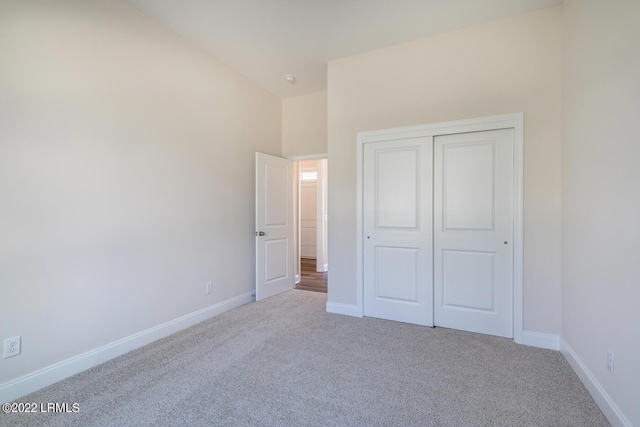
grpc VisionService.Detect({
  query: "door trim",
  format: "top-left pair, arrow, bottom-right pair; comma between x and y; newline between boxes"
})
356,113 -> 524,344
316,159 -> 328,272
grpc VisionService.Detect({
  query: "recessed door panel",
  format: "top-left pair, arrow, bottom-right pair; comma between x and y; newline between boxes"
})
442,250 -> 495,311
443,142 -> 495,231
264,239 -> 288,283
375,247 -> 419,302
375,149 -> 419,229
264,164 -> 288,227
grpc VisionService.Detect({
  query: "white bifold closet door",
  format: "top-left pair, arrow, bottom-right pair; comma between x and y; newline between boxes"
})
363,137 -> 434,326
363,129 -> 514,338
433,129 -> 514,338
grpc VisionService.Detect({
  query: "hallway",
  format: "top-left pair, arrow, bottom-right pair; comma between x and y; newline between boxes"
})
295,258 -> 327,293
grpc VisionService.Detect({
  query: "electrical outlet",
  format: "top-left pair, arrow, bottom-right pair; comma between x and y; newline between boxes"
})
607,350 -> 615,374
205,282 -> 213,295
3,336 -> 21,359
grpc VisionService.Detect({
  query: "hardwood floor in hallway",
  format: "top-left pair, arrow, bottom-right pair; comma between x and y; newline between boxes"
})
295,258 -> 327,293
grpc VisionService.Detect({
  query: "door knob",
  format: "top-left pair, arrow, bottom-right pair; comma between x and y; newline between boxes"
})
255,231 -> 266,236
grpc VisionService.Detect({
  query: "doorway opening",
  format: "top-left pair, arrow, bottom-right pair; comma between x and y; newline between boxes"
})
294,158 -> 328,293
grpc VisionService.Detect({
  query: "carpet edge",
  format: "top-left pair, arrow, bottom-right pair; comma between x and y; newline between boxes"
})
0,292 -> 254,404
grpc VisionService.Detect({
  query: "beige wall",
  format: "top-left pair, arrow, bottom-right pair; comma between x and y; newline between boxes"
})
282,91 -> 327,158
327,7 -> 563,335
562,1 -> 640,425
0,0 -> 281,385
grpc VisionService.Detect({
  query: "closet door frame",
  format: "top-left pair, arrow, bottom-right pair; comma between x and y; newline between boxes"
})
355,113 -> 524,344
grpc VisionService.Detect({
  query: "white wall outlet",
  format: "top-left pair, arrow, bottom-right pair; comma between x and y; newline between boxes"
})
3,336 -> 21,359
205,282 -> 213,295
607,350 -> 615,374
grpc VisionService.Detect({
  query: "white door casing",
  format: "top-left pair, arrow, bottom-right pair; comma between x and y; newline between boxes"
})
255,152 -> 294,301
363,137 -> 434,326
356,113 -> 524,343
316,159 -> 328,272
433,129 -> 514,338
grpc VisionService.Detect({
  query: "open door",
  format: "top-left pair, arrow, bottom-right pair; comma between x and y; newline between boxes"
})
255,152 -> 294,301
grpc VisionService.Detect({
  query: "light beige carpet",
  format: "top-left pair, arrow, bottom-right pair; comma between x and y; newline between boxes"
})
1,290 -> 608,426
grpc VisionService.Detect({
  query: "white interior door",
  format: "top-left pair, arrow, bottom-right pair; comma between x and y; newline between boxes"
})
255,152 -> 294,301
363,137 -> 433,326
433,129 -> 514,338
300,180 -> 317,258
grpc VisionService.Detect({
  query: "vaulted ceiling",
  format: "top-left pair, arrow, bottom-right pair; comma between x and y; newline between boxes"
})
126,0 -> 563,98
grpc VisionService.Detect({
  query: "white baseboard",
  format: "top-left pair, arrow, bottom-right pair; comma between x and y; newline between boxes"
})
561,340 -> 632,427
521,331 -> 560,350
295,274 -> 301,284
314,264 -> 328,273
326,301 -> 362,317
0,292 -> 253,404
